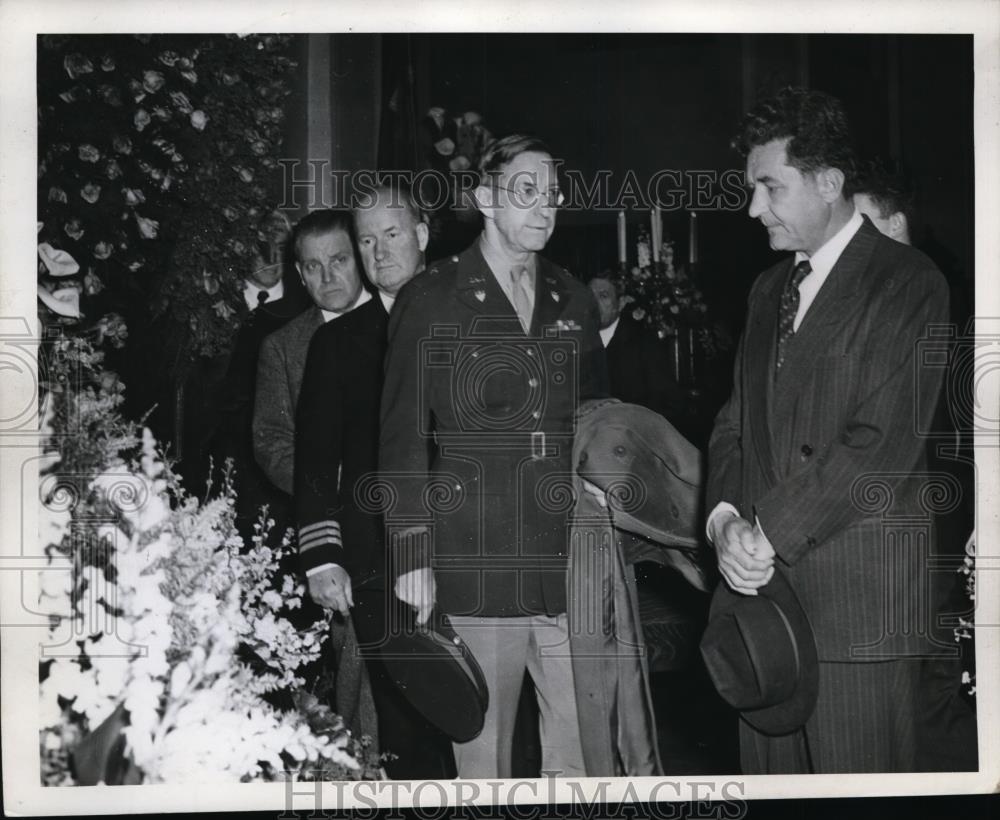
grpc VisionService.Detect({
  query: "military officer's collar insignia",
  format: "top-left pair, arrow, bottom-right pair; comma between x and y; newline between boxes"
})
474,290 -> 486,302
556,318 -> 581,331
467,275 -> 486,285
550,291 -> 560,302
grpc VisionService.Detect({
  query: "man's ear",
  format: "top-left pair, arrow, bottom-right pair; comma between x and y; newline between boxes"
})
888,212 -> 908,241
815,167 -> 845,203
472,184 -> 495,219
415,221 -> 430,252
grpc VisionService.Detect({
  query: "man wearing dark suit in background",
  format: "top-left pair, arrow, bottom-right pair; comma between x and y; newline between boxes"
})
380,135 -> 609,778
706,87 -> 949,773
214,253 -> 308,547
587,272 -> 691,438
852,159 -> 914,247
294,183 -> 454,778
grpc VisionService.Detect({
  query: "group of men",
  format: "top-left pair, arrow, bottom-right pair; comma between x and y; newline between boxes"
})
216,84 -> 957,779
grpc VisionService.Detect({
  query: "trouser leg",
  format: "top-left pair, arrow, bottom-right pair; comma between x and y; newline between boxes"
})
525,613 -> 586,778
448,616 -> 532,778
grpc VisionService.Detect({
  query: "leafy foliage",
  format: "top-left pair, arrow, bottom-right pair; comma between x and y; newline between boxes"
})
37,34 -> 298,360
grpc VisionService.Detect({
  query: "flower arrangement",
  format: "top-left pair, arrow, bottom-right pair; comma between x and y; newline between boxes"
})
956,530 -> 976,698
37,34 -> 298,361
418,106 -> 492,238
422,107 -> 492,176
38,338 -> 380,784
613,229 -> 723,359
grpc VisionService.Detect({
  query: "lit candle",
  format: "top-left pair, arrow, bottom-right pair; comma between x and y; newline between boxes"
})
651,206 -> 661,264
689,211 -> 698,266
617,210 -> 626,265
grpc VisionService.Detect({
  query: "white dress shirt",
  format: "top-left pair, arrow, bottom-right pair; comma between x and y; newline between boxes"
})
243,278 -> 284,311
599,317 -> 620,348
378,290 -> 396,315
320,287 -> 371,324
790,208 -> 863,331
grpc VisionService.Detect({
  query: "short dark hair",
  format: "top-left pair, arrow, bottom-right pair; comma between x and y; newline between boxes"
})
733,86 -> 860,196
291,208 -> 355,260
354,180 -> 428,227
855,158 -> 915,225
478,134 -> 553,185
586,269 -> 624,297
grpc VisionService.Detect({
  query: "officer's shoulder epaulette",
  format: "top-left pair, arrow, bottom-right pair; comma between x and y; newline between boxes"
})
426,254 -> 460,277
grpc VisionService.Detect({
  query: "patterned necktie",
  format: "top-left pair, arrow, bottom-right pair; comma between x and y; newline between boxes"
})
776,260 -> 811,370
510,265 -> 533,333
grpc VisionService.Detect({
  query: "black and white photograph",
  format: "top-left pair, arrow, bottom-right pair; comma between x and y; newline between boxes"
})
1,0 -> 997,814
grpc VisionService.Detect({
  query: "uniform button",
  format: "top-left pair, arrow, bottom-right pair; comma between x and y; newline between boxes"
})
532,410 -> 541,419
471,351 -> 478,358
527,349 -> 534,357
455,484 -> 462,491
528,377 -> 539,388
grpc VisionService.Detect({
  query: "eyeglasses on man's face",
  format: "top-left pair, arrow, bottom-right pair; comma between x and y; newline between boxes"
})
492,182 -> 565,209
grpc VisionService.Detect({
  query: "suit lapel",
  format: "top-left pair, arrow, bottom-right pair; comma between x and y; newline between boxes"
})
776,220 -> 877,389
746,263 -> 787,489
344,297 -> 388,363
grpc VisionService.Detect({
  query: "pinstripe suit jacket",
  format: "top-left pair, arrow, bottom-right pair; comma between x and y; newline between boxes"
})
708,218 -> 950,662
253,305 -> 325,495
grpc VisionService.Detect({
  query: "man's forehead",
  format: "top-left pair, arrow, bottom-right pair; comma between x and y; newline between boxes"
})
355,200 -> 413,228
300,227 -> 350,249
497,151 -> 557,180
746,138 -> 794,179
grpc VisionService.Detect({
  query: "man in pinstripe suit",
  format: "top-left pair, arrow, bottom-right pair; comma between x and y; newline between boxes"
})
706,87 -> 950,773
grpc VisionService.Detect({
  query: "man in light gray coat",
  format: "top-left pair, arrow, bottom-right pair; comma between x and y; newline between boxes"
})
253,209 -> 366,498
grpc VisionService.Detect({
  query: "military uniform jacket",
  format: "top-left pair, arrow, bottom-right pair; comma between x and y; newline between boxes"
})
708,218 -> 950,661
379,242 -> 609,617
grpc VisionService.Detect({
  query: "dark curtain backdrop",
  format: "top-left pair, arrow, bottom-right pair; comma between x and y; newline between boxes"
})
364,33 -> 973,333
144,33 -> 972,478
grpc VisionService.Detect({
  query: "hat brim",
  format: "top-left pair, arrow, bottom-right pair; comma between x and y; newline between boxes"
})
705,567 -> 819,736
380,612 -> 489,743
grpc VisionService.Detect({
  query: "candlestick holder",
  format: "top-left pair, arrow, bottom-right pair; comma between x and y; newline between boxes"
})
613,228 -> 717,390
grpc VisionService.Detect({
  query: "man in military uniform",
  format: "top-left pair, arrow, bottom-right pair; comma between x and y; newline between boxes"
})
379,134 -> 609,777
